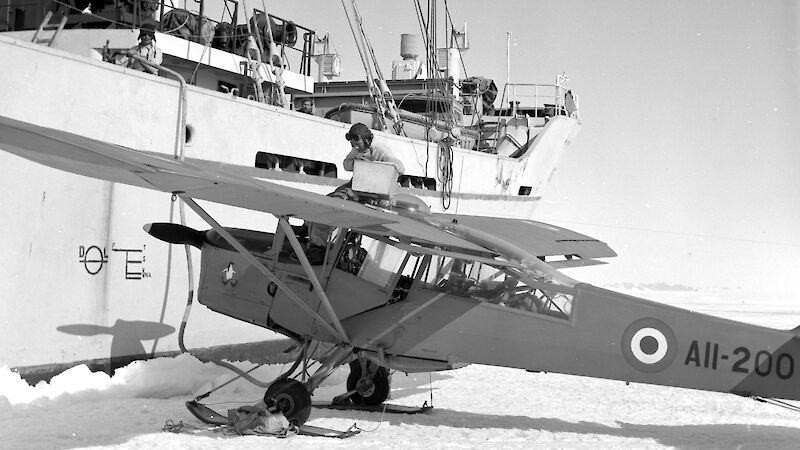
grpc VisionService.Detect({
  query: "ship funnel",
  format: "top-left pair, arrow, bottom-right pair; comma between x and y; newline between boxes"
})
144,223 -> 206,248
400,34 -> 422,59
394,34 -> 424,79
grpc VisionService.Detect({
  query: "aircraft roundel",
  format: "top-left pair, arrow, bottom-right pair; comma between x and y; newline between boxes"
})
621,318 -> 677,373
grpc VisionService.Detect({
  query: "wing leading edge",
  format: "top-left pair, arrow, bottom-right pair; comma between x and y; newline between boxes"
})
429,214 -> 616,260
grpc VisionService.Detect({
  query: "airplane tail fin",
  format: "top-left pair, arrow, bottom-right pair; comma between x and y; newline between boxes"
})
144,223 -> 205,248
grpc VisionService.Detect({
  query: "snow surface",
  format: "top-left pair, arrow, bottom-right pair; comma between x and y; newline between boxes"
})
3,288 -> 800,449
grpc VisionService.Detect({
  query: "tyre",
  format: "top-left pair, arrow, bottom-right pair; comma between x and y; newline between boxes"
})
263,378 -> 311,425
346,360 -> 390,406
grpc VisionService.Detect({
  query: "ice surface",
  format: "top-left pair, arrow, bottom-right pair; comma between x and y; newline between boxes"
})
1,288 -> 799,449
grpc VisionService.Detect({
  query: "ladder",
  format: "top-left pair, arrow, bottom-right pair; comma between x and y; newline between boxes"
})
31,11 -> 68,47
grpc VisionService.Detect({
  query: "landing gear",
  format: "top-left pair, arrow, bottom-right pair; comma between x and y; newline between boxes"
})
264,378 -> 312,426
346,360 -> 390,406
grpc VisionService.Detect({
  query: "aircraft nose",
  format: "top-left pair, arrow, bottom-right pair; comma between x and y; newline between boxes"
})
143,223 -> 206,248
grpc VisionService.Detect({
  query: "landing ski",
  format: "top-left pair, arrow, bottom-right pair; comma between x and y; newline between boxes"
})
312,400 -> 432,414
185,400 -> 360,439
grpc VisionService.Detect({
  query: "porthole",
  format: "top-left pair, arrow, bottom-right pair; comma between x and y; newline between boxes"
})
185,124 -> 195,146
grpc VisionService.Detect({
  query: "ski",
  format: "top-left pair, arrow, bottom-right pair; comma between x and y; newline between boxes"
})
312,400 -> 433,414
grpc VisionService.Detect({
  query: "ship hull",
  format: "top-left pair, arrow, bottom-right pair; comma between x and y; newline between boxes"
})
0,34 -> 580,379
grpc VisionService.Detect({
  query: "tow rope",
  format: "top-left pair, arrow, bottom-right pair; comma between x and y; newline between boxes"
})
752,396 -> 800,413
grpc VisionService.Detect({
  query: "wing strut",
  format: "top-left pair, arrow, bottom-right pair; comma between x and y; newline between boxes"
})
179,195 -> 350,343
277,217 -> 350,343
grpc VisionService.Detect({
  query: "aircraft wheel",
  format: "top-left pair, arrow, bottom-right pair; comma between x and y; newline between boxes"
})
264,378 -> 311,425
347,360 -> 390,406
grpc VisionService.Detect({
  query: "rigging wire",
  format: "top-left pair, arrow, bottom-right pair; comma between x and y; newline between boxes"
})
350,1 -> 405,135
752,396 -> 800,413
412,0 -> 457,209
341,0 -> 388,131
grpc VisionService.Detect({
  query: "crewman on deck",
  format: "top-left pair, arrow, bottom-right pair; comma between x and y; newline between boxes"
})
116,24 -> 163,75
303,123 -> 405,264
298,99 -> 315,115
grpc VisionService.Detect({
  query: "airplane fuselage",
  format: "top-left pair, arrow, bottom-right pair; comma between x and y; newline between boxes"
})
197,228 -> 800,401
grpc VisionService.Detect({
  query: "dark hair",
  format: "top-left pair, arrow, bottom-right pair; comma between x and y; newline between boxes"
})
139,23 -> 156,40
345,123 -> 372,147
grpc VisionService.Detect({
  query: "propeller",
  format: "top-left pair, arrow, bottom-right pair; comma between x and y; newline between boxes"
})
143,223 -> 206,248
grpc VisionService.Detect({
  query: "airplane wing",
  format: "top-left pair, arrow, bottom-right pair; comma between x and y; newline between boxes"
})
0,116 -> 487,252
429,214 -> 617,260
0,117 -> 615,265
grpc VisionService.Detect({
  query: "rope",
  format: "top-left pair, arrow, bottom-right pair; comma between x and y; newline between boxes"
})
189,37 -> 213,85
437,140 -> 453,210
341,0 -> 387,131
148,197 -> 176,355
752,397 -> 800,413
353,402 -> 389,432
428,372 -> 434,407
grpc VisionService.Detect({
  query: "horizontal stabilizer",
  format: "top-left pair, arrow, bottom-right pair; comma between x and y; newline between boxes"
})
144,223 -> 206,248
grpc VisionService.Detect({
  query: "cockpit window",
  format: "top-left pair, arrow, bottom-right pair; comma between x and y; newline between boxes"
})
421,255 -> 573,320
350,235 -> 407,290
334,233 -> 573,319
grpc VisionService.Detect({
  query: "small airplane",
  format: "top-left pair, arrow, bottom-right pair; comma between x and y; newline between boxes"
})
3,116 -> 800,426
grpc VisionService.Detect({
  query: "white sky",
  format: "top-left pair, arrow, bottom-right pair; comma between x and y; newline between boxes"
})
201,1 -> 800,295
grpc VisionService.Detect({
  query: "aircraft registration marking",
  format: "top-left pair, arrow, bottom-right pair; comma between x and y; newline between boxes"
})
684,340 -> 795,380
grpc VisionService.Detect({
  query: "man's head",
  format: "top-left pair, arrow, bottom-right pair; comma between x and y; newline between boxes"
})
299,99 -> 314,114
345,123 -> 372,153
138,24 -> 156,44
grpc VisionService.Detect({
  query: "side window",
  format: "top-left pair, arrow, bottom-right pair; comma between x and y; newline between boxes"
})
420,256 -> 573,320
349,236 -> 407,290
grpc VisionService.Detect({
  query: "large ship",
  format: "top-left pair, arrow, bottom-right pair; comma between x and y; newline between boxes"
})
0,0 -> 581,381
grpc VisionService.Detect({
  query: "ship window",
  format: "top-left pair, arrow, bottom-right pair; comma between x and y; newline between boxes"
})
518,186 -> 532,196
398,175 -> 436,190
255,152 -> 337,178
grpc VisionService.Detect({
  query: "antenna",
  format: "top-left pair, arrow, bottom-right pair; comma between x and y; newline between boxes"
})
506,31 -> 511,86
